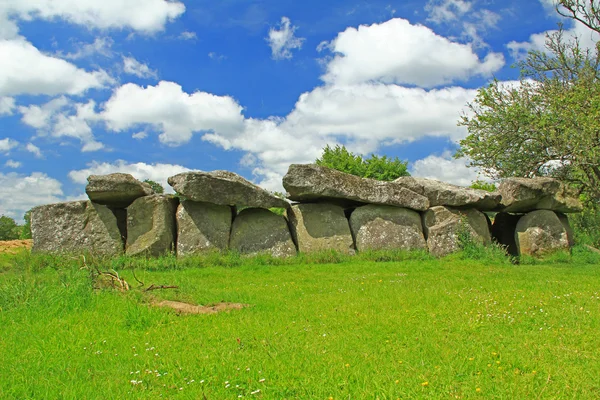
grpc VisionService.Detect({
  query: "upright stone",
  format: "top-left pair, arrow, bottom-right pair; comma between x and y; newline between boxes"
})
229,208 -> 296,258
31,201 -> 123,256
394,176 -> 501,211
491,212 -> 522,256
498,177 -> 583,213
86,173 -> 153,208
283,164 -> 429,211
286,203 -> 354,254
126,195 -> 178,257
422,206 -> 491,257
168,171 -> 288,209
515,210 -> 573,257
176,200 -> 233,256
350,205 -> 426,251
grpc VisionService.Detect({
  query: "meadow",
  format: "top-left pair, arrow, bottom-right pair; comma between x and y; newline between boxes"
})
1,247 -> 600,399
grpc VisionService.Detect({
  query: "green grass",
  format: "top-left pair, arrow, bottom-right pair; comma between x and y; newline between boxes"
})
1,249 -> 600,399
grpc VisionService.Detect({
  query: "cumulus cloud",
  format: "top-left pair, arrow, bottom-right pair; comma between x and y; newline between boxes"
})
26,143 -> 43,158
425,0 -> 472,24
0,0 -> 185,34
0,97 -> 15,115
267,17 -> 305,60
411,151 -> 486,186
320,18 -> 504,87
0,172 -> 64,219
62,37 -> 114,60
0,38 -> 113,97
123,56 -> 158,79
101,81 -> 245,146
19,98 -> 104,152
0,138 -> 19,153
4,159 -> 21,168
68,160 -> 192,193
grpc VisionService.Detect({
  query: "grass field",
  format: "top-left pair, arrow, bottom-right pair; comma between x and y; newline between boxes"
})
1,247 -> 600,399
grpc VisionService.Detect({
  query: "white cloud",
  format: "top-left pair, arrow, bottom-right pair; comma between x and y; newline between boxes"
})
101,81 -> 245,146
0,172 -> 64,219
0,38 -> 113,97
132,131 -> 148,140
20,98 -> 104,152
320,18 -> 504,87
0,97 -> 15,115
62,37 -> 114,60
425,0 -> 472,24
267,17 -> 305,60
123,56 -> 158,79
4,159 -> 21,168
0,138 -> 19,153
179,31 -> 197,40
1,0 -> 186,34
26,143 -> 42,158
68,160 -> 192,193
411,151 -> 486,186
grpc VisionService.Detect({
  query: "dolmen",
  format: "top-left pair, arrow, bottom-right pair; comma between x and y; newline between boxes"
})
30,165 -> 583,259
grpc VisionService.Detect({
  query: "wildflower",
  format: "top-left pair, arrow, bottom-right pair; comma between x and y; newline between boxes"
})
476,388 -> 481,393
251,389 -> 261,395
259,378 -> 266,382
421,382 -> 429,387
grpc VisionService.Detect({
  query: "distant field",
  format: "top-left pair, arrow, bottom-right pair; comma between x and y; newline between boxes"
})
1,249 -> 600,399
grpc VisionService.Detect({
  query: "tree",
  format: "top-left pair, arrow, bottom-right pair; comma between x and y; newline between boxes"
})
456,0 -> 600,202
20,210 -> 32,240
0,216 -> 20,241
144,179 -> 164,194
316,145 -> 410,181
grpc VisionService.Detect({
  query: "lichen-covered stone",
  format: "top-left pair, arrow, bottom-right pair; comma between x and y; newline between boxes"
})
176,200 -> 233,256
31,201 -> 123,256
350,205 -> 426,251
126,195 -> 178,257
286,203 -> 354,254
168,171 -> 288,209
282,164 -> 429,211
422,206 -> 491,257
515,210 -> 573,257
394,176 -> 501,211
86,173 -> 153,208
229,208 -> 296,257
491,212 -> 522,256
499,177 -> 582,213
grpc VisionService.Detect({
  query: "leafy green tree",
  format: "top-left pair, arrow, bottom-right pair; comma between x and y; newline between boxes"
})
456,0 -> 600,202
144,179 -> 164,194
20,210 -> 32,240
316,145 -> 410,181
470,180 -> 497,192
0,215 -> 20,241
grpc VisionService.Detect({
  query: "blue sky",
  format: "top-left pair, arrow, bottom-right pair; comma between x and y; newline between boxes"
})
0,0 -> 587,219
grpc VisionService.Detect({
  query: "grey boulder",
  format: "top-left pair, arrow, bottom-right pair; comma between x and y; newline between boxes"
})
286,203 -> 354,254
229,208 -> 296,258
86,173 -> 153,208
515,210 -> 573,257
394,177 -> 501,211
176,200 -> 234,256
126,195 -> 178,257
422,206 -> 491,257
31,201 -> 123,256
350,205 -> 426,251
168,171 -> 288,209
499,177 -> 582,213
283,164 -> 429,211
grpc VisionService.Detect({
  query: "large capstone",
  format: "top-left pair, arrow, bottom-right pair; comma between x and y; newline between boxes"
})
229,208 -> 296,258
286,203 -> 354,254
515,210 -> 573,257
31,201 -> 123,256
283,164 -> 429,211
86,173 -> 153,208
422,206 -> 491,257
394,177 -> 501,211
126,195 -> 178,257
491,212 -> 522,257
349,205 -> 426,251
168,171 -> 288,209
176,200 -> 234,256
498,177 -> 582,213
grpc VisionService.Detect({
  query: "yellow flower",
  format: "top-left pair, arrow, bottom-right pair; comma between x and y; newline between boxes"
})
345,364 -> 350,368
476,388 -> 481,393
395,380 -> 399,384
421,382 -> 429,387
